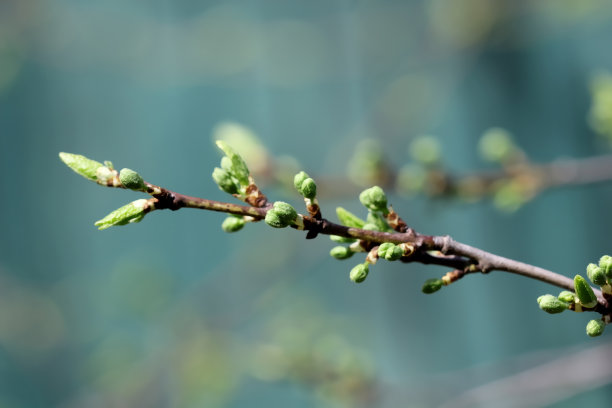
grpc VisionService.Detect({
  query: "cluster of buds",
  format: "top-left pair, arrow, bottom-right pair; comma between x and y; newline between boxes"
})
59,152 -> 157,229
294,171 -> 317,199
537,255 -> 612,337
329,186 -> 415,283
212,140 -> 271,232
294,171 -> 320,218
212,140 -> 251,196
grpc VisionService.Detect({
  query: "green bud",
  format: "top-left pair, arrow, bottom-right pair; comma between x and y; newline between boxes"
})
94,199 -> 149,230
221,216 -> 245,233
574,275 -> 598,308
422,278 -> 443,294
59,152 -> 104,182
299,178 -> 317,199
212,167 -> 239,195
349,263 -> 369,283
330,246 -> 353,260
216,140 -> 250,185
478,128 -> 515,163
598,255 -> 612,279
359,186 -> 388,213
378,243 -> 394,257
272,201 -> 297,222
378,243 -> 403,261
336,207 -> 366,228
293,171 -> 310,190
586,319 -> 606,337
119,168 -> 146,191
330,235 -> 356,243
264,201 -> 297,228
264,211 -> 284,228
557,291 -> 575,303
586,263 -> 608,286
409,135 -> 441,165
537,294 -> 568,314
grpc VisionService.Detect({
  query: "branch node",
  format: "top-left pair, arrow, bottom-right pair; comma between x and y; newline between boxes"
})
479,262 -> 493,273
441,235 -> 452,254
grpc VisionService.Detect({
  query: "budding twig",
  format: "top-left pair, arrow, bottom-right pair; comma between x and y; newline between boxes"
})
59,147 -> 612,336
117,178 -> 608,308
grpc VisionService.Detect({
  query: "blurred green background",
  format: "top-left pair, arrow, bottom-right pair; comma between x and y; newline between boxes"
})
2,0 -> 612,407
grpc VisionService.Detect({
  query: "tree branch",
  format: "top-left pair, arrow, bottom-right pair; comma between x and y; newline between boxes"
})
58,150 -> 612,333
143,181 -> 608,310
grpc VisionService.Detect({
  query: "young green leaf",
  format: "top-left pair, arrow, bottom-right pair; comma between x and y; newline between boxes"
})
94,199 -> 150,230
59,152 -> 104,182
336,207 -> 366,228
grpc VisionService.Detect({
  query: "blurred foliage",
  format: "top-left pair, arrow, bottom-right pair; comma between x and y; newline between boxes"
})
3,0 -> 612,407
589,71 -> 612,141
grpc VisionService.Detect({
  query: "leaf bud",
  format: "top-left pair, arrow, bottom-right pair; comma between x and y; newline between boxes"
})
330,246 -> 353,260
59,152 -> 104,182
94,199 -> 149,230
359,186 -> 388,213
264,210 -> 284,228
293,171 -> 310,190
221,216 -> 245,233
272,201 -> 297,222
299,178 -> 317,199
557,291 -> 575,303
215,140 -> 250,185
586,263 -> 607,287
598,255 -> 612,279
212,167 -> 239,195
536,294 -> 568,314
574,275 -> 598,308
336,207 -> 366,228
586,319 -> 606,337
119,168 -> 146,191
349,263 -> 369,283
265,201 -> 297,228
422,278 -> 443,294
377,243 -> 403,261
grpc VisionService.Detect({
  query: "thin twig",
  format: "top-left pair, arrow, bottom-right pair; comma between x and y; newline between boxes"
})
142,181 -> 608,311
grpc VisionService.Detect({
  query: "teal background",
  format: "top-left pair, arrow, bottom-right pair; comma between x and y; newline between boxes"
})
1,1 -> 612,407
